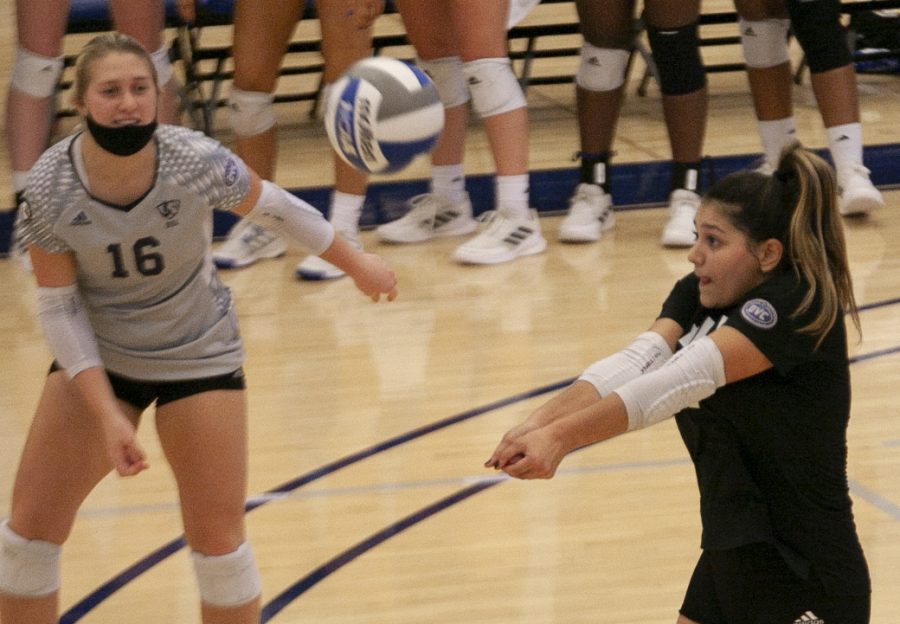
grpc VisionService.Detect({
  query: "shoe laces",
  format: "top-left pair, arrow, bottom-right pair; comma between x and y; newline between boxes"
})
669,190 -> 700,217
568,184 -> 603,217
239,224 -> 278,250
401,193 -> 445,229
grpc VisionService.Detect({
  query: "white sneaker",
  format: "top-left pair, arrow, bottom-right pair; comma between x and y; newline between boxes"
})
558,183 -> 616,243
453,209 -> 547,265
661,189 -> 700,248
839,165 -> 884,217
213,220 -> 287,269
376,193 -> 477,243
295,230 -> 361,281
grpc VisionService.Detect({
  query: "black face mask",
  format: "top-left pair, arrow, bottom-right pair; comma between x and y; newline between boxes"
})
85,116 -> 158,156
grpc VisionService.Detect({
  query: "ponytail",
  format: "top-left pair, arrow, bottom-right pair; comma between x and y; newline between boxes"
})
777,144 -> 860,345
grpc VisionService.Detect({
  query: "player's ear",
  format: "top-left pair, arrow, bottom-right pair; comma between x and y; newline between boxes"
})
757,238 -> 783,273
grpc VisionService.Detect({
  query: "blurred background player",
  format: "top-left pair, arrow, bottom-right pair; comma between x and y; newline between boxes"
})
5,0 -> 182,252
375,0 -> 546,266
735,0 -> 884,216
211,0 -> 378,280
558,0 -> 708,248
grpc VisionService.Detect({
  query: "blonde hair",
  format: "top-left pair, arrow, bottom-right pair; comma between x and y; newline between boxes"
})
784,146 -> 860,344
73,32 -> 158,106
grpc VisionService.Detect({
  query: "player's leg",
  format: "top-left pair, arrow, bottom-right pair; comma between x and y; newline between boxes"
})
735,0 -> 795,169
558,0 -> 634,243
376,0 -> 477,246
155,387 -> 260,624
448,0 -> 546,265
645,0 -> 707,248
786,0 -> 883,216
108,0 -> 181,125
6,0 -> 68,230
295,0 -> 373,281
212,0 -> 302,269
0,371 -> 141,623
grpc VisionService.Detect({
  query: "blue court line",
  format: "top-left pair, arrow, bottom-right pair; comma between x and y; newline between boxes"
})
59,296 -> 900,621
260,480 -> 502,621
58,379 -> 572,622
849,480 -> 900,521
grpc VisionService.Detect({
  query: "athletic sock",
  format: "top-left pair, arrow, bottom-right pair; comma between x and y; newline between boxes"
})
430,164 -> 467,205
670,161 -> 702,193
329,191 -> 365,233
578,152 -> 612,195
826,122 -> 864,177
496,174 -> 530,218
757,117 -> 796,168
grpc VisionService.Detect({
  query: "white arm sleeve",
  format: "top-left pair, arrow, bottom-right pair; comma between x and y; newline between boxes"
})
37,284 -> 103,379
244,180 -> 335,255
614,336 -> 726,432
578,331 -> 673,397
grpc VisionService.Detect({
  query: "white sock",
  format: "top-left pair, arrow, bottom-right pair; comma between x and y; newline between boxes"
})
329,191 -> 365,234
757,117 -> 796,168
430,164 -> 467,205
826,122 -> 864,179
496,174 -> 530,219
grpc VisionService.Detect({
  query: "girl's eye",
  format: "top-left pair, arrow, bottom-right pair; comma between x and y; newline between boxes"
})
705,236 -> 719,247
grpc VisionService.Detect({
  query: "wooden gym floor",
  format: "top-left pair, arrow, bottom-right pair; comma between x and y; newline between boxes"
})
0,2 -> 899,622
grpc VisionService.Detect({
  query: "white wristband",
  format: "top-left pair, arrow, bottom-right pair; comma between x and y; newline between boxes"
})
615,336 -> 726,432
244,180 -> 335,255
37,284 -> 103,379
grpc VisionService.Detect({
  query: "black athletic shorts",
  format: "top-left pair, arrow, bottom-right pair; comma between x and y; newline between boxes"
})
680,542 -> 870,624
49,362 -> 246,410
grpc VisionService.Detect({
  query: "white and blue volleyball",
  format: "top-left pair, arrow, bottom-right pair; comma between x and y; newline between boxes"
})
324,57 -> 444,174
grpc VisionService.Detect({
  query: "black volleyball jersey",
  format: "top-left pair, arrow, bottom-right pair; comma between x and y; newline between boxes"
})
659,271 -> 870,597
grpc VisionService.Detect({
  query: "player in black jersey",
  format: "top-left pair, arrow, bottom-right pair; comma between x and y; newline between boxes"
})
487,142 -> 870,623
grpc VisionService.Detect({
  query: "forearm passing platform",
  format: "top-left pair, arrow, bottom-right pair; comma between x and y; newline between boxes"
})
615,336 -> 725,432
578,331 -> 673,397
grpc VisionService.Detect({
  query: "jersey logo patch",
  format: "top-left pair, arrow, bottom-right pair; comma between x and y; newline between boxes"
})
741,298 -> 777,329
223,158 -> 239,186
156,199 -> 180,220
70,211 -> 92,226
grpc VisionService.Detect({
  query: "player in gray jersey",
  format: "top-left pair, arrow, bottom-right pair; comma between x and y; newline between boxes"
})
0,33 -> 397,624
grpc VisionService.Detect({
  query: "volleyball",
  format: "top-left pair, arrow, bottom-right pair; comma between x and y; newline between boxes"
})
324,57 -> 444,174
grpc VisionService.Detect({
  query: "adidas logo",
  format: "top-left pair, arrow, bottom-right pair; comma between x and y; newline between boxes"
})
793,611 -> 825,624
503,225 -> 535,246
836,134 -> 850,142
743,26 -> 757,36
588,56 -> 602,66
70,211 -> 92,226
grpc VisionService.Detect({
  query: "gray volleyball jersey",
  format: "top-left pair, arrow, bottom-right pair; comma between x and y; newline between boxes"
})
17,125 -> 250,381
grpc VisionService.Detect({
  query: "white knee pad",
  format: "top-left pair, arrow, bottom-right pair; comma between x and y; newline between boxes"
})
416,56 -> 469,108
0,520 -> 61,597
229,87 -> 277,137
150,46 -> 174,87
191,542 -> 261,608
11,47 -> 64,98
740,18 -> 791,68
462,58 -> 527,118
575,42 -> 630,92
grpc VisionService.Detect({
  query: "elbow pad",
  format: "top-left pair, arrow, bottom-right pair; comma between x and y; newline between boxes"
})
244,181 -> 335,255
37,284 -> 103,379
615,336 -> 725,432
578,332 -> 673,397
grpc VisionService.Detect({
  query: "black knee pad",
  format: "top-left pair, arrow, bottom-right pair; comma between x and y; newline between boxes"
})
646,21 -> 707,96
787,0 -> 852,73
